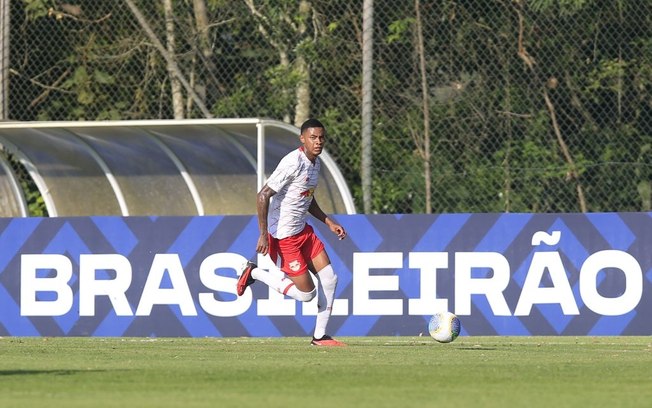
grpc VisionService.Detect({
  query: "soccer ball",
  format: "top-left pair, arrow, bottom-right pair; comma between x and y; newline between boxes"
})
428,311 -> 461,343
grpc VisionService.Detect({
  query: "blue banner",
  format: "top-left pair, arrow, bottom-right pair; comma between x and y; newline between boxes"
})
1,213 -> 651,337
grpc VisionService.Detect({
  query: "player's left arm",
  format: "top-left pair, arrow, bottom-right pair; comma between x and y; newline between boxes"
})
309,198 -> 347,240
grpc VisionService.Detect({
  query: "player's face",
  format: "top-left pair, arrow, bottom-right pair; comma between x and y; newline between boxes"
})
301,127 -> 325,161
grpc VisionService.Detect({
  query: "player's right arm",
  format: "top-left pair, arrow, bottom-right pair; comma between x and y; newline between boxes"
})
255,184 -> 276,255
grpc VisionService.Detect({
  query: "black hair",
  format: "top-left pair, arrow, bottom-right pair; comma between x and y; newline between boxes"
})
300,118 -> 324,134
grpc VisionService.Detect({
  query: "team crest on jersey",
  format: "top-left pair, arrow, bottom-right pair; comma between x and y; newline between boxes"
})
300,188 -> 315,198
289,260 -> 301,271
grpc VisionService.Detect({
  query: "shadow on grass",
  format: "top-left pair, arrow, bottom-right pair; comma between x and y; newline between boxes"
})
378,343 -> 499,351
0,369 -> 108,376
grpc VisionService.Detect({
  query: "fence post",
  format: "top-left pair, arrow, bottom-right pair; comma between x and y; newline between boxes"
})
361,0 -> 374,213
0,0 -> 9,120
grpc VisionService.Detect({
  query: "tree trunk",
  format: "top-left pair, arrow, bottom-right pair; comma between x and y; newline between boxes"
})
192,0 -> 224,107
294,55 -> 310,127
244,0 -> 314,125
164,0 -> 184,119
123,0 -> 212,118
515,3 -> 587,212
280,51 -> 291,124
415,0 -> 431,213
293,1 -> 312,127
543,89 -> 588,212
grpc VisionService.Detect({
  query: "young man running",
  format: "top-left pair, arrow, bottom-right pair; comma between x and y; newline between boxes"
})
237,118 -> 347,347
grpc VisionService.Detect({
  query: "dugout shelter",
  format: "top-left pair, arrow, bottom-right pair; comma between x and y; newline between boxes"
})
0,119 -> 356,217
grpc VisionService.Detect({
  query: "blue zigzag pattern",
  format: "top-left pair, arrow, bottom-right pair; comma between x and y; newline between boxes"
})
0,213 -> 650,337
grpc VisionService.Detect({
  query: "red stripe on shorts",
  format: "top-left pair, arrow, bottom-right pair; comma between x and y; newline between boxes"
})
282,282 -> 295,295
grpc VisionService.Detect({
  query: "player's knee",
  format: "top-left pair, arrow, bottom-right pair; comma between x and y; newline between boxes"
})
318,265 -> 338,290
296,288 -> 317,302
320,272 -> 337,290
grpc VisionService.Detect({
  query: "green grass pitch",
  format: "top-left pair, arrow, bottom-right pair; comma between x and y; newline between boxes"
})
1,336 -> 650,407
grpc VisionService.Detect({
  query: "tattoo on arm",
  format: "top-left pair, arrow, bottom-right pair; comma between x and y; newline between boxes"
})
257,185 -> 276,233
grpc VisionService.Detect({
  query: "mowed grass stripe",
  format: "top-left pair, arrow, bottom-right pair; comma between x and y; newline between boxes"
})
0,336 -> 650,407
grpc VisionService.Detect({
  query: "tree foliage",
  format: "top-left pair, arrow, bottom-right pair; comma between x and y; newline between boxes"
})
8,0 -> 652,214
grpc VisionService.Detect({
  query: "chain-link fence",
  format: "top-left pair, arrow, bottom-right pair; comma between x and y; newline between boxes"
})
4,0 -> 652,215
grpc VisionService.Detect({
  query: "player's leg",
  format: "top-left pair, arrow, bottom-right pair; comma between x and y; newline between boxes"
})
237,261 -> 316,301
308,249 -> 345,347
237,234 -> 316,301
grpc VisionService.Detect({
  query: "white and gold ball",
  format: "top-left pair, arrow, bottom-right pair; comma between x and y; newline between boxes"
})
428,311 -> 461,343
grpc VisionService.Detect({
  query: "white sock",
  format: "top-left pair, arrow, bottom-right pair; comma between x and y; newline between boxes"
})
313,264 -> 338,339
251,267 -> 314,302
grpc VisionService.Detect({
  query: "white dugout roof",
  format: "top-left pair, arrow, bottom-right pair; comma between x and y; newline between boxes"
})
0,119 -> 356,217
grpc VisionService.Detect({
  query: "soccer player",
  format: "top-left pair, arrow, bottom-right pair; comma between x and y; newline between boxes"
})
237,118 -> 347,347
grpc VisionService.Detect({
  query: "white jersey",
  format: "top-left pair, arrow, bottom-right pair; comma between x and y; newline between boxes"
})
265,147 -> 320,239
